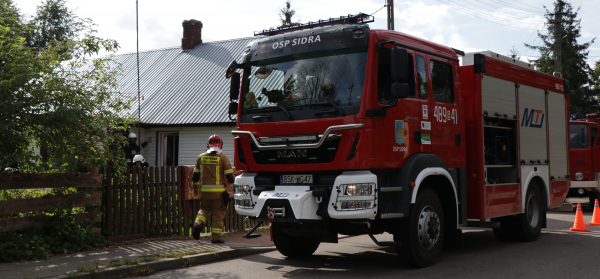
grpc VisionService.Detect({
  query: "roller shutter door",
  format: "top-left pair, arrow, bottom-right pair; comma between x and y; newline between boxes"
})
481,75 -> 517,118
518,85 -> 548,163
548,91 -> 568,178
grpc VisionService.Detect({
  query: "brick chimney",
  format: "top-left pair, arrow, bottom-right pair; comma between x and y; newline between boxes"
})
181,19 -> 202,50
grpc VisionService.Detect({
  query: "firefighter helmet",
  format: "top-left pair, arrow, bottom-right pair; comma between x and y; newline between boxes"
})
132,154 -> 145,164
128,133 -> 137,139
207,134 -> 223,152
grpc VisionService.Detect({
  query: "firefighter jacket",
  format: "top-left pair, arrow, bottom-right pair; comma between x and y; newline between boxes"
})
193,152 -> 233,192
124,141 -> 147,161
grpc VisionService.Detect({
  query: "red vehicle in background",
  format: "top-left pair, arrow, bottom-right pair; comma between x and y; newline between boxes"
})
568,114 -> 600,205
224,13 -> 571,267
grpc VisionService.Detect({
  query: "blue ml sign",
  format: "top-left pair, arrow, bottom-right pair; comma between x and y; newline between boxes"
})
521,108 -> 544,128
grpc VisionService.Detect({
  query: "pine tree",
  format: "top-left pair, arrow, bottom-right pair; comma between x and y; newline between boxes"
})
525,0 -> 597,116
278,0 -> 300,28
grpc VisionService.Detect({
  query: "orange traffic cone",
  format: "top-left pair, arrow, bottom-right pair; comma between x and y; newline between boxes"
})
570,202 -> 590,232
589,199 -> 600,226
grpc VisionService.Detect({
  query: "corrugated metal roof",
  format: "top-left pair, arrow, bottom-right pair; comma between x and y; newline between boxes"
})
110,37 -> 256,125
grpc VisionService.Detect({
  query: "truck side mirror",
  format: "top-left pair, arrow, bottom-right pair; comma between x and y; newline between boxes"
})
226,60 -> 238,79
228,102 -> 238,115
391,47 -> 408,83
230,72 -> 240,100
392,83 -> 409,99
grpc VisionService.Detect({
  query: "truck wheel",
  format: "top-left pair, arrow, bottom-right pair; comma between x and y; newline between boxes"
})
589,192 -> 598,209
513,186 -> 543,242
272,223 -> 320,258
395,188 -> 444,268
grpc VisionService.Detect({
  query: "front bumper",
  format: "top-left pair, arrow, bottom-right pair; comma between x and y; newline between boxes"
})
570,181 -> 599,190
233,170 -> 378,220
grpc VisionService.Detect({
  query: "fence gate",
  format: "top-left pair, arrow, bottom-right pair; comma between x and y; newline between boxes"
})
103,165 -> 255,242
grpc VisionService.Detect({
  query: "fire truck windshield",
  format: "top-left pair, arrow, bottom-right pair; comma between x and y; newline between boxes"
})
240,48 -> 367,122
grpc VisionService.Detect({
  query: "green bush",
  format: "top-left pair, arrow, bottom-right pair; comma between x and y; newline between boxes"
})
0,216 -> 110,262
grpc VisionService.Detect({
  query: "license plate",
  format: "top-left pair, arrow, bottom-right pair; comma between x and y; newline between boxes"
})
280,175 -> 313,184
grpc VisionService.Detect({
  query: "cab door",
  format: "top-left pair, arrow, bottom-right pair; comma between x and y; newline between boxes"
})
372,45 -> 425,168
426,55 -> 464,168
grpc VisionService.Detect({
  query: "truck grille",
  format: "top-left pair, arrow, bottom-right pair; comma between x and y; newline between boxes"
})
250,136 -> 341,164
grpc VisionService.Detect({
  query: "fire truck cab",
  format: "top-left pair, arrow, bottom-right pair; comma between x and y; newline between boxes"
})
225,14 -> 570,267
568,114 -> 600,204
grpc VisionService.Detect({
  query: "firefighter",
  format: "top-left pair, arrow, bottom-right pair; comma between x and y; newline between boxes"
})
124,133 -> 147,166
192,135 -> 235,243
132,154 -> 149,167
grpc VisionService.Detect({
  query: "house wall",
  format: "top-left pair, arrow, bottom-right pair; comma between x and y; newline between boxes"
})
138,126 -> 236,167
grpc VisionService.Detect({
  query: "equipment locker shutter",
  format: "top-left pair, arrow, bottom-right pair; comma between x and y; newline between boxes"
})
548,91 -> 568,178
481,75 -> 516,118
518,85 -> 548,163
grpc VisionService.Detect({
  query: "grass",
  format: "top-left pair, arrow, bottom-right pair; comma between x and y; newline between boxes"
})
76,263 -> 97,273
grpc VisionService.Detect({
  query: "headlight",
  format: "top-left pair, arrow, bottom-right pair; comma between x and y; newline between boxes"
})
575,172 -> 584,181
342,183 -> 374,196
234,184 -> 250,195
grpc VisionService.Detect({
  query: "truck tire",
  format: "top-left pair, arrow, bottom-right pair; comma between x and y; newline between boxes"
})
272,223 -> 320,258
589,192 -> 598,209
513,185 -> 543,242
395,188 -> 444,268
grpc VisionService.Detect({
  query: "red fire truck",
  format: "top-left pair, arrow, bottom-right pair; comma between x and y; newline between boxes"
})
224,14 -> 570,267
568,114 -> 600,205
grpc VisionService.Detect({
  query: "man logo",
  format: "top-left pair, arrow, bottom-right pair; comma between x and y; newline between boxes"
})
276,150 -> 307,158
521,108 -> 544,128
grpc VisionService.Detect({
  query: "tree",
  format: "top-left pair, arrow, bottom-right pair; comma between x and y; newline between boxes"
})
278,0 -> 300,28
0,0 -> 131,173
592,61 -> 600,90
509,46 -> 521,61
524,0 -> 597,117
26,0 -> 76,50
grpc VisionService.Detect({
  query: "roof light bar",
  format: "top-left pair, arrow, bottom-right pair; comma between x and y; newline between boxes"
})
254,13 -> 374,37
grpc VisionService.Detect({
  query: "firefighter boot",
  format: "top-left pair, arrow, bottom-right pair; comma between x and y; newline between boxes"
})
193,216 -> 206,240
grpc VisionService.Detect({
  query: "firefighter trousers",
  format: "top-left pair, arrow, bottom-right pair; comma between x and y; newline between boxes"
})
195,192 -> 227,241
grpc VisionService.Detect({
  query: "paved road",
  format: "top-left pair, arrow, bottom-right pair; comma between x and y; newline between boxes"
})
148,210 -> 600,278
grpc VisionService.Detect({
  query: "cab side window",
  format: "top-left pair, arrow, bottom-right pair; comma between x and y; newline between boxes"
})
430,60 -> 454,103
416,55 -> 427,99
570,124 -> 589,148
378,48 -> 415,104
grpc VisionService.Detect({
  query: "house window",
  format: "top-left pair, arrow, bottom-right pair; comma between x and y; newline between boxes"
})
160,133 -> 179,166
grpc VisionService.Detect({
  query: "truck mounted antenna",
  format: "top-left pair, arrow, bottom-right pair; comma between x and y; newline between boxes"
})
254,13 -> 374,36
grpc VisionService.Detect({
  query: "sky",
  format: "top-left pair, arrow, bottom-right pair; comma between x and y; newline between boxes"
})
14,0 -> 600,67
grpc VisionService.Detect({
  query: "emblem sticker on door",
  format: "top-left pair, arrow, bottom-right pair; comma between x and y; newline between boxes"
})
421,121 -> 431,130
395,120 -> 405,144
422,105 -> 428,119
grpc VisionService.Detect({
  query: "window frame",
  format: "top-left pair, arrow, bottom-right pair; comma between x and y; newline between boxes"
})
429,59 -> 455,104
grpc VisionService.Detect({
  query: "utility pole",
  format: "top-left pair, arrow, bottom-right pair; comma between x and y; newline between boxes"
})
550,0 -> 565,77
387,0 -> 394,30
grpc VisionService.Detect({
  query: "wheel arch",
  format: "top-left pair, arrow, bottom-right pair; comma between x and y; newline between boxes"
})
412,168 -> 459,229
525,175 -> 549,209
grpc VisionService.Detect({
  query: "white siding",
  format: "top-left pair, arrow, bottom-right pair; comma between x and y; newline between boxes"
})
481,75 -> 517,118
178,126 -> 237,166
548,91 -> 568,178
518,85 -> 548,163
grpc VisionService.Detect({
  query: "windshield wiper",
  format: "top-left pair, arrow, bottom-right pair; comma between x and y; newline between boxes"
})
246,105 -> 293,120
306,101 -> 345,116
277,105 -> 292,120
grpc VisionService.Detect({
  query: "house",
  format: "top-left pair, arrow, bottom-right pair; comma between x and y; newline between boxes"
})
113,19 -> 254,166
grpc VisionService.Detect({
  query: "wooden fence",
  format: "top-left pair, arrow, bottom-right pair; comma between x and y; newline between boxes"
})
0,172 -> 102,233
103,165 -> 257,242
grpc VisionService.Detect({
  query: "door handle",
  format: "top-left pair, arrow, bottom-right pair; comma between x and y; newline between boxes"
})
415,130 -> 421,144
455,133 -> 461,146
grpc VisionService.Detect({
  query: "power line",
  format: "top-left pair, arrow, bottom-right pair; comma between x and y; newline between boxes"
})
443,0 -> 541,23
511,0 -> 546,11
435,0 -> 539,30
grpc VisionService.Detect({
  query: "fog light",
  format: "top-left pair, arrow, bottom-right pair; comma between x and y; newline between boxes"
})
339,200 -> 373,210
234,199 -> 253,209
578,188 -> 585,195
575,172 -> 584,181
